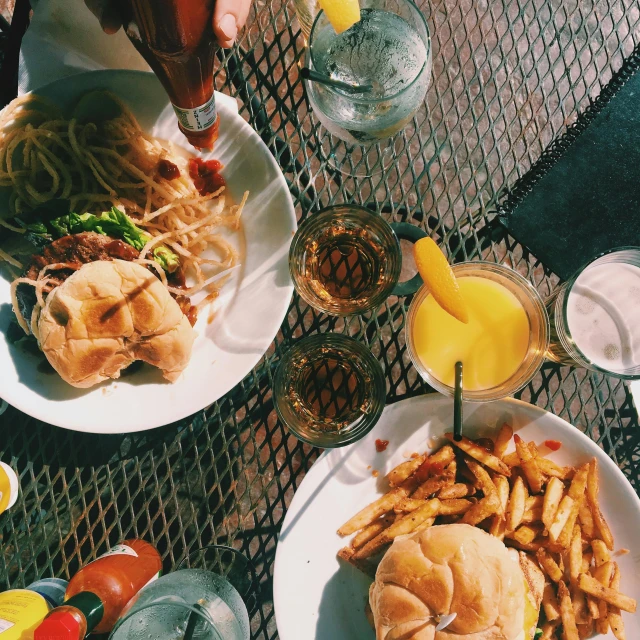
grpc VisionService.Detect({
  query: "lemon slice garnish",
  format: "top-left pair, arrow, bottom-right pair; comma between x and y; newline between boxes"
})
414,237 -> 469,324
318,0 -> 361,34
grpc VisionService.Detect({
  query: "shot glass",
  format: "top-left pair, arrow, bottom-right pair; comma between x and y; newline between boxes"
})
407,262 -> 550,402
273,333 -> 386,447
546,247 -> 640,378
289,205 -> 424,316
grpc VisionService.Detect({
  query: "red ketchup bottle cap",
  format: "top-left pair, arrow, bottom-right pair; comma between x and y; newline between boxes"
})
35,611 -> 81,640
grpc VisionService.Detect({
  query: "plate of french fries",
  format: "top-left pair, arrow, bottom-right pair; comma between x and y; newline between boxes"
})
273,395 -> 640,640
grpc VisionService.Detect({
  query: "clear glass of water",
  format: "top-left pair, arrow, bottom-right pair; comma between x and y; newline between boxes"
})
109,546 -> 251,640
305,0 -> 432,177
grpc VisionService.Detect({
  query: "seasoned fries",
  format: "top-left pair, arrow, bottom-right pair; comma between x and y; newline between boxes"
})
444,433 -> 511,475
493,423 -> 513,459
336,425 -> 632,640
578,572 -> 637,613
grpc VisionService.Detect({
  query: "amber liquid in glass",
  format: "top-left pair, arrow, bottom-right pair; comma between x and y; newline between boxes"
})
285,350 -> 369,432
305,230 -> 390,313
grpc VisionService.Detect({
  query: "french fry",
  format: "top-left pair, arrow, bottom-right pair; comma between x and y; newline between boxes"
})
556,500 -> 581,549
515,435 -> 543,494
461,494 -> 500,526
579,501 -> 595,539
509,524 -> 542,546
429,445 -> 455,468
577,619 -> 594,640
489,476 -> 510,539
521,506 -> 543,524
351,514 -> 395,549
438,499 -> 473,515
587,459 -> 614,550
537,548 -> 563,582
608,562 -> 626,640
569,524 -> 583,586
394,498 -> 428,513
587,593 -> 601,619
438,483 -> 475,499
558,580 -> 580,640
539,620 -> 560,640
548,495 -> 575,542
337,546 -> 377,578
493,423 -> 513,459
506,476 -> 527,532
537,457 -> 573,480
582,551 -> 593,574
522,496 -> 544,524
594,562 -> 615,626
354,499 -> 441,559
573,585 -> 589,624
578,572 -> 637,613
338,480 -> 416,535
387,454 -> 426,487
505,538 -> 543,552
413,516 -> 436,533
568,464 -> 590,501
466,459 -> 497,498
444,433 -> 511,476
542,581 -> 560,620
412,461 -> 456,499
592,539 -> 610,567
542,476 -> 564,531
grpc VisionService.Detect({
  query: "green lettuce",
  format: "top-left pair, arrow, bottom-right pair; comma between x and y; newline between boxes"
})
16,205 -> 179,272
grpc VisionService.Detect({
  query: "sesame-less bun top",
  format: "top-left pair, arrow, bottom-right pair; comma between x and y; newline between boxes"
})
369,524 -> 527,640
35,259 -> 195,388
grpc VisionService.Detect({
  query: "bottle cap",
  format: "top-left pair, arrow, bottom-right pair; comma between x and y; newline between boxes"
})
34,611 -> 81,640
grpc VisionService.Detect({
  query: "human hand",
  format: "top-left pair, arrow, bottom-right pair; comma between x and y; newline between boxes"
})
85,0 -> 251,48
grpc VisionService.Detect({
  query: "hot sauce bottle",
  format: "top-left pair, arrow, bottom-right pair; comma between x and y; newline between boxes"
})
34,540 -> 162,639
120,0 -> 220,150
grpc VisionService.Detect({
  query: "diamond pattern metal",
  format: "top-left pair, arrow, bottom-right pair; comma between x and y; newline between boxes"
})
1,0 -> 640,638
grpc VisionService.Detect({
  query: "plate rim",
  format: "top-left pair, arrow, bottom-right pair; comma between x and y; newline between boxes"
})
272,394 -> 640,639
0,69 -> 296,433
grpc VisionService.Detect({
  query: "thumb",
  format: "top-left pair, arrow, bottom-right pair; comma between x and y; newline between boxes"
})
213,0 -> 251,48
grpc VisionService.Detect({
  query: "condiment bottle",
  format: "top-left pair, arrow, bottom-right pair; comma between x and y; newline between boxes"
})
34,540 -> 162,640
0,462 -> 19,516
0,589 -> 50,640
120,0 -> 221,150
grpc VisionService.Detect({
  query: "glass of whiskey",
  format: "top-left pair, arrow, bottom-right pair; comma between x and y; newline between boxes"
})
273,333 -> 386,447
289,204 -> 424,316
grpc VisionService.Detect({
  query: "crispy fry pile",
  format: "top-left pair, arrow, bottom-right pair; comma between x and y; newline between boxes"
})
337,425 -> 636,640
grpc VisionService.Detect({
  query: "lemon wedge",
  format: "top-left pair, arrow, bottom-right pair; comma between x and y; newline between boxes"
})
414,237 -> 469,324
318,0 -> 361,34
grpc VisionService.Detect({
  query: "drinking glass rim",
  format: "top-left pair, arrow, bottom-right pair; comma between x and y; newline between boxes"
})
557,245 -> 640,380
308,0 -> 431,104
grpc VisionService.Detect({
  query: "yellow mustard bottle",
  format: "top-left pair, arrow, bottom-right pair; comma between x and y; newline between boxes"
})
0,590 -> 50,640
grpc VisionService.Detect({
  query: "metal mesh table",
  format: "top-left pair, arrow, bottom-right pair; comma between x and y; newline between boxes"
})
1,0 -> 640,637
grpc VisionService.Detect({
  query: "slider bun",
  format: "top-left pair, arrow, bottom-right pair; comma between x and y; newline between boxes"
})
36,259 -> 195,388
369,524 -> 526,639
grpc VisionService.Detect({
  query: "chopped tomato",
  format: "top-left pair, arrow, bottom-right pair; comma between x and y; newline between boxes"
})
188,157 -> 225,196
375,439 -> 389,453
157,159 -> 181,180
544,439 -> 562,451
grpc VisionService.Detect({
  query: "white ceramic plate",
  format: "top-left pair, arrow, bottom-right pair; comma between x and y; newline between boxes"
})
0,70 -> 296,433
273,395 -> 640,640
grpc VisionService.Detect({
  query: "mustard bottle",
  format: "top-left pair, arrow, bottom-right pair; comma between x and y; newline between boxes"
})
0,589 -> 50,639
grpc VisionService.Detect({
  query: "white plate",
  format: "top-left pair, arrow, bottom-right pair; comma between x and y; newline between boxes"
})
0,70 -> 296,433
273,395 -> 640,640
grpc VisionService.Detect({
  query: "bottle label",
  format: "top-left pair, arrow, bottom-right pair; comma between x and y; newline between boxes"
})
172,95 -> 217,132
0,620 -> 14,633
90,544 -> 138,564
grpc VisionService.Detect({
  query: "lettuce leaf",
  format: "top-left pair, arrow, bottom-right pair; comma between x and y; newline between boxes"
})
15,205 -> 179,272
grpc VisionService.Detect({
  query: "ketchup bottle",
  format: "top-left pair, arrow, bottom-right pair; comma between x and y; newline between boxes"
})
120,0 -> 220,150
34,540 -> 162,640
